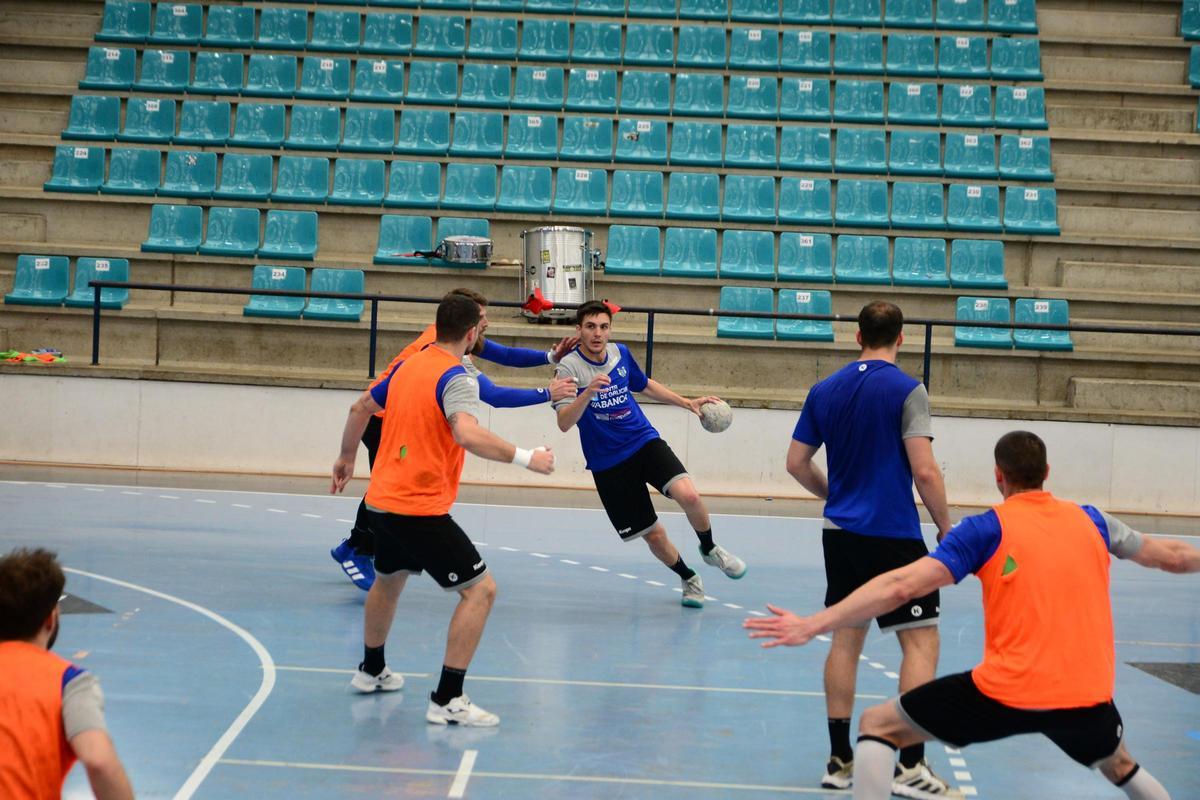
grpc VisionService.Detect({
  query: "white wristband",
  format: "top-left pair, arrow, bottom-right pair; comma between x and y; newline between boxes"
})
512,447 -> 533,468
547,348 -> 558,364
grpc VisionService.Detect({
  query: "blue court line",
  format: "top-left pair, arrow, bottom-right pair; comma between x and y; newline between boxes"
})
1188,731 -> 1200,743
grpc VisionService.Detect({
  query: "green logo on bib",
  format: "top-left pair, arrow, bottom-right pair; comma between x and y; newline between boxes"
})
1002,554 -> 1018,576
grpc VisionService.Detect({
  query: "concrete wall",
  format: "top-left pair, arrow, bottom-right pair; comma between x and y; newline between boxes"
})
2,373 -> 1198,515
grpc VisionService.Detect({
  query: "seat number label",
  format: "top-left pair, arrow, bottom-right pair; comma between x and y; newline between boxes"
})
967,186 -> 982,198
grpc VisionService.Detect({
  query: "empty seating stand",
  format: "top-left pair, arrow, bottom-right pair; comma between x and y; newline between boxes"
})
604,225 -> 661,274
4,255 -> 70,306
199,206 -> 261,257
835,234 -> 889,284
273,156 -> 330,203
778,232 -> 833,282
63,95 -> 120,141
304,268 -> 364,322
244,265 -> 306,319
259,210 -> 319,260
720,230 -> 775,280
43,145 -> 105,193
385,161 -> 441,208
102,147 -> 160,195
949,239 -> 1006,288
97,1 -> 151,43
142,204 -> 203,253
955,297 -> 1012,349
776,289 -> 834,342
662,226 -> 717,278
375,215 -> 434,265
65,257 -> 130,309
717,287 -> 774,340
1014,298 -> 1073,351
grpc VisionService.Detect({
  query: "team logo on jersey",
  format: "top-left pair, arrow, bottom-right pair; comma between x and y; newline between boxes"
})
618,366 -> 627,378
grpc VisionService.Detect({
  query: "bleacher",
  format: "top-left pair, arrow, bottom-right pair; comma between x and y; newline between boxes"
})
1,0 -> 1199,423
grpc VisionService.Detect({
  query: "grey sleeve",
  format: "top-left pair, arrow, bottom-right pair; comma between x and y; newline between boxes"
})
62,672 -> 107,739
461,356 -> 482,378
900,384 -> 934,440
442,373 -> 481,421
1101,510 -> 1145,560
552,358 -> 580,410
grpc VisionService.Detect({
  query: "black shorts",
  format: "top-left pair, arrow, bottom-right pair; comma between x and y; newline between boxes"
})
592,439 -> 689,541
823,529 -> 939,632
898,671 -> 1125,767
362,414 -> 383,470
367,511 -> 488,591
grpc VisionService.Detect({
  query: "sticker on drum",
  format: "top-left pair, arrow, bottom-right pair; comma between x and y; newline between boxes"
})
541,249 -> 551,264
547,266 -> 556,278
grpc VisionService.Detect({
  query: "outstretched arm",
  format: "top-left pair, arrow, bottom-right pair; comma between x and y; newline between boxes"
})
1131,535 -> 1200,574
478,336 -> 580,368
331,390 -> 382,493
478,372 -> 577,409
638,379 -> 721,418
786,439 -> 828,500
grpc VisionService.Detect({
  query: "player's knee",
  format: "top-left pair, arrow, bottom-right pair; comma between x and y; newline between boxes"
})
1098,748 -> 1137,784
670,482 -> 700,507
465,574 -> 497,605
858,703 -> 892,737
643,526 -> 666,546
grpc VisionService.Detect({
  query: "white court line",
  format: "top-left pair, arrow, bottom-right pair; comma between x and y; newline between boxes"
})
884,671 -> 899,679
560,559 -> 579,565
64,568 -> 276,800
194,499 -> 216,504
530,552 -> 550,558
589,566 -> 609,572
83,487 -> 104,492
499,546 -> 520,552
267,508 -> 286,514
448,750 -> 477,799
232,503 -> 250,509
120,490 -> 142,496
868,662 -> 886,670
645,580 -> 664,587
1115,639 -> 1200,649
618,573 -> 637,579
301,513 -> 322,519
160,495 -> 180,500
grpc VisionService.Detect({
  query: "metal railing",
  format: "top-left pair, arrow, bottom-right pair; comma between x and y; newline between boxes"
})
85,280 -> 1200,391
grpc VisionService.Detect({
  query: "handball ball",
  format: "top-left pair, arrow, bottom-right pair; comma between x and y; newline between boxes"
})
699,400 -> 733,433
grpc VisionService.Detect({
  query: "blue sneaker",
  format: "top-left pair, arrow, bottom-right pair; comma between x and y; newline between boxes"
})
331,539 -> 375,591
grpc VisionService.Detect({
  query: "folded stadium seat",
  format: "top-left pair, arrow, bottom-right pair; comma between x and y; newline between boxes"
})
834,32 -> 884,75
604,225 -> 661,275
1183,0 -> 1200,40
995,85 -> 1047,129
998,135 -> 1052,181
4,255 -> 69,306
719,229 -> 776,280
679,0 -> 726,19
834,234 -> 889,284
553,167 -> 608,215
781,30 -> 832,72
669,121 -> 723,166
362,13 -> 414,54
662,227 -> 718,277
97,0 -> 150,42
778,232 -> 833,282
134,49 -> 189,93
886,33 -> 937,76
329,159 -> 386,206
260,210 -> 319,260
888,130 -> 942,176
198,207 -> 261,257
225,104 -> 283,149
780,78 -> 832,120
424,0 -> 471,8
778,177 -> 833,225
954,297 -> 1012,348
521,19 -> 571,62
506,114 -> 559,159
272,156 -> 331,203
1003,186 -> 1060,235
142,204 -> 203,253
833,79 -> 884,123
777,289 -> 834,341
936,0 -> 985,29
892,236 -> 949,286
340,107 -> 396,152
734,0 -> 780,20
727,76 -> 779,119
615,119 -> 669,163
609,170 -> 665,217
674,73 -> 726,117
374,214 -> 434,264
887,81 -> 939,125
572,21 -> 623,64
1014,298 -> 1073,351
256,7 -> 309,50
285,105 -> 342,151
722,174 -> 777,222
783,0 -> 831,22
101,147 -> 161,195
441,163 -> 498,210
566,68 -> 619,112
65,257 -> 130,309
468,16 -> 518,59
243,265 -> 306,319
497,165 -> 553,213
941,83 -> 993,126
415,15 -> 466,57
666,172 -> 721,220
779,126 -> 831,170
297,57 -> 353,100
352,60 -> 406,103
244,54 -> 298,98
730,27 -> 780,70
304,269 -> 364,321
148,3 -> 202,44
619,71 -> 672,114
577,0 -> 626,14
834,179 -> 889,227
80,47 -> 136,89
64,96 -> 120,141
188,51 -> 243,95
834,128 -> 887,174
405,61 -> 459,105
458,64 -> 511,108
832,0 -> 882,26
949,238 -> 1006,287
724,123 -> 777,168
560,117 -> 614,160
213,153 -> 273,201
203,5 -> 254,47
990,38 -> 1043,80
885,0 -> 934,27
512,66 -> 566,110
384,161 -> 441,207
526,0 -> 575,11
114,98 -> 172,145
310,10 -> 362,52
158,150 -> 217,199
717,287 -> 775,340
988,0 -> 1037,32
450,111 -> 504,158
43,145 -> 104,194
174,101 -> 231,147
946,182 -> 1001,231
677,25 -> 728,68
944,132 -> 997,178
938,36 -> 989,78
624,23 -> 674,66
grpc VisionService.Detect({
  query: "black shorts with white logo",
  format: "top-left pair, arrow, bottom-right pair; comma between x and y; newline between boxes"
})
368,511 -> 488,591
592,439 -> 689,542
898,671 -> 1125,767
823,528 -> 939,632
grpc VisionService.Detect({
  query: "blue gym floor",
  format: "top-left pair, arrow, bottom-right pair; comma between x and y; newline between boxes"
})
2,478 -> 1197,800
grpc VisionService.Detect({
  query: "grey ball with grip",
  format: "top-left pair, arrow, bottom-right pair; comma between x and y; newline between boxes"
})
699,400 -> 733,433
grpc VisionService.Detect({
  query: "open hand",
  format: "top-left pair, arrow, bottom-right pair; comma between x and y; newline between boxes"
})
550,336 -> 580,363
331,457 -> 354,494
688,395 -> 724,418
743,605 -> 821,648
548,376 -> 578,402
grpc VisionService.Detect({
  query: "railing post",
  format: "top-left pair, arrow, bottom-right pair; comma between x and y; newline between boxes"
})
91,284 -> 102,366
645,311 -> 655,378
922,321 -> 933,390
368,299 -> 379,378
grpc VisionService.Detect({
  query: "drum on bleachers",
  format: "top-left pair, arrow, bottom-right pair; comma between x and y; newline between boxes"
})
520,226 -> 596,321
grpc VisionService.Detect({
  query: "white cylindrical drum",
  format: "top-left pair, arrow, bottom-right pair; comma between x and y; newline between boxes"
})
521,226 -> 593,320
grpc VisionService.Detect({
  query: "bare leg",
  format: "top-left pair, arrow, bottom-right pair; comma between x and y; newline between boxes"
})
665,477 -> 711,532
643,524 -> 681,567
363,571 -> 408,648
896,625 -> 939,692
443,574 -> 497,670
825,626 -> 869,719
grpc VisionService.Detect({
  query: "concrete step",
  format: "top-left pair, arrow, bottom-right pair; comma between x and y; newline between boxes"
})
1059,204 -> 1200,239
1069,377 -> 1200,415
1039,4 -> 1181,40
1057,259 -> 1200,295
1043,55 -> 1188,86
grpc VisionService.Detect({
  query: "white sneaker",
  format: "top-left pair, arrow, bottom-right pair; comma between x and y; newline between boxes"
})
892,759 -> 965,800
425,694 -> 500,727
350,667 -> 405,693
681,574 -> 705,608
700,544 -> 747,579
821,756 -> 853,790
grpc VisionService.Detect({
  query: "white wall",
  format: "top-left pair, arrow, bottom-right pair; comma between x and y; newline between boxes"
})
3,374 -> 1198,515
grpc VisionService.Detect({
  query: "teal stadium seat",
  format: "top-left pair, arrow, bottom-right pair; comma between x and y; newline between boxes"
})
310,10 -> 362,52
955,297 -> 1012,348
513,67 -> 566,110
405,61 -> 458,105
506,114 -> 558,159
362,13 -> 414,55
730,27 -> 780,70
142,204 -> 203,253
353,60 -> 406,103
662,227 -> 718,278
260,210 -> 319,261
451,112 -> 504,158
97,1 -> 150,43
272,156 -> 330,203
285,105 -> 342,151
778,177 -> 833,225
725,123 -> 777,168
572,22 -> 623,64
780,126 -> 831,170
213,153 -> 273,201
998,135 -> 1052,180
159,150 -> 217,198
678,25 -> 727,68
496,165 -> 553,213
298,57 -> 352,100
988,0 -> 1037,32
609,170 -> 665,217
304,269 -> 364,321
566,68 -> 618,112
1185,0 -> 1200,39
720,229 -> 775,280
64,95 -> 120,141
175,100 -> 230,146
727,76 -> 779,119
679,0 -> 726,20
441,163 -> 497,210
833,80 -> 884,123
780,78 -> 832,120
65,257 -> 130,309
722,174 -> 776,222
619,71 -> 671,114
199,206 -> 261,257
941,83 -> 992,126
604,225 -> 661,275
148,3 -> 202,44
228,103 -> 285,149
4,255 -> 69,306
243,54 -> 298,98
415,15 -> 466,56
717,287 -> 775,340
256,8 -> 308,50
527,0 -> 574,12
1014,299 -> 1073,351
781,30 -> 832,72
116,98 -> 173,144
670,121 -> 723,166
560,117 -> 613,160
885,0 -> 934,27
1003,186 -> 1060,235
469,17 -> 518,59
577,0 -> 625,15
936,0 -> 985,29
832,0 -> 882,26
991,38 -> 1043,80
888,130 -> 942,176
946,183 -> 1002,231
886,33 -> 937,76
890,181 -> 945,229
834,234 -> 889,284
134,49 -> 189,93
374,214 -> 433,265
674,73 -> 725,117
552,167 -> 607,215
995,85 -> 1047,129
624,24 -> 674,66
81,47 -> 136,89
891,237 -> 949,286
887,82 -> 939,125
949,238 -> 1006,287
459,64 -> 511,108
330,159 -> 386,206
783,0 -> 831,22
521,19 -> 571,62
101,147 -> 160,195
944,132 -> 997,178
43,145 -> 104,193
243,265 -> 306,319
203,5 -> 255,47
776,289 -> 834,341
666,172 -> 721,220
834,32 -> 884,75
733,0 -> 780,21
384,161 -> 441,207
938,36 -> 988,78
189,51 -> 243,95
615,119 -> 669,164
425,0 -> 471,8
778,232 -> 833,282
341,107 -> 395,152
834,179 -> 888,227
834,128 -> 886,174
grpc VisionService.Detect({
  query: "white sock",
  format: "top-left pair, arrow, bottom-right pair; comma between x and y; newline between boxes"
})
1119,765 -> 1171,800
853,738 -> 897,800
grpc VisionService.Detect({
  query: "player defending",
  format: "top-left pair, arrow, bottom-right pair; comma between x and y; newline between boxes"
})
747,431 -> 1200,800
554,300 -> 746,608
332,294 -> 555,726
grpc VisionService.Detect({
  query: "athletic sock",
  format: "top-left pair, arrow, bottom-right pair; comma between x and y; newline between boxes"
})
360,644 -> 385,677
668,557 -> 697,581
431,665 -> 467,706
898,743 -> 924,769
853,737 -> 898,800
827,718 -> 853,763
696,529 -> 715,555
1118,764 -> 1170,800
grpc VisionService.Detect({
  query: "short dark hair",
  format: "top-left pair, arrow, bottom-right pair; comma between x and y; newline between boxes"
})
446,287 -> 487,307
575,300 -> 612,326
0,548 -> 64,641
858,301 -> 904,349
994,431 -> 1047,490
436,294 -> 482,342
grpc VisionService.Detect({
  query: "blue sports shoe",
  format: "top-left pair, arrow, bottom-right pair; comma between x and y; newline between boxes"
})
331,538 -> 375,591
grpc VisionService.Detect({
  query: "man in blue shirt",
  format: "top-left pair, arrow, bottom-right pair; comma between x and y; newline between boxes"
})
787,301 -> 958,798
554,301 -> 747,608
